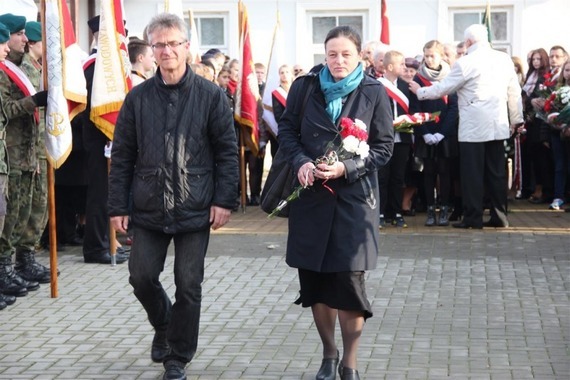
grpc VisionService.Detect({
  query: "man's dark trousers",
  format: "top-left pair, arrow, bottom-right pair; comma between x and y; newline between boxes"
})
459,140 -> 508,227
128,226 -> 210,364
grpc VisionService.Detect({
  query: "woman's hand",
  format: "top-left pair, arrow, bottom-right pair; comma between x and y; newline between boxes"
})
298,162 -> 316,187
314,161 -> 345,181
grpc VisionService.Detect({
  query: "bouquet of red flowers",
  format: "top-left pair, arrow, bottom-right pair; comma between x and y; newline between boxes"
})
544,85 -> 570,114
393,111 -> 441,133
268,117 -> 369,218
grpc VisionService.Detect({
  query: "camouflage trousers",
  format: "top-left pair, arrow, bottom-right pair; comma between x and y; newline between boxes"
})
0,174 -> 7,236
19,159 -> 48,253
0,163 -> 47,260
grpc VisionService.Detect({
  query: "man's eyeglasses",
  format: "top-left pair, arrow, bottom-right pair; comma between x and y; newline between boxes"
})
151,40 -> 187,51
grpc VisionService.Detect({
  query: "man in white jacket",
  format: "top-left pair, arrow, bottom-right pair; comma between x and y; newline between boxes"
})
410,24 -> 523,229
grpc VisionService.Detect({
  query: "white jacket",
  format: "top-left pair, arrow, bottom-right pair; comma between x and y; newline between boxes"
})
416,42 -> 523,142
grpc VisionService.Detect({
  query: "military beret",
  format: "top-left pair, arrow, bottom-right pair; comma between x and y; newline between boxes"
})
25,21 -> 41,42
88,15 -> 100,34
0,22 -> 9,43
0,13 -> 26,34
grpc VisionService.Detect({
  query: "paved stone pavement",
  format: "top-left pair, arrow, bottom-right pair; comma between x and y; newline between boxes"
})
0,201 -> 568,379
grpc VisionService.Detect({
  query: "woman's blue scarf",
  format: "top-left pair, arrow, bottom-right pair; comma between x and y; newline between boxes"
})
319,62 -> 363,123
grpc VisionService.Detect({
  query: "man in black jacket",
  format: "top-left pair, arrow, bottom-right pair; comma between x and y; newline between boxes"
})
108,13 -> 238,380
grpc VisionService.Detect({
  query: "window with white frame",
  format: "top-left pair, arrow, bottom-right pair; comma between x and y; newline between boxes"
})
450,7 -> 512,54
190,13 -> 229,55
308,11 -> 367,66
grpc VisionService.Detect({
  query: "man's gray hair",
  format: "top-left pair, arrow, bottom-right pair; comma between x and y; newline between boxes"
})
373,43 -> 390,61
464,24 -> 488,43
146,13 -> 188,42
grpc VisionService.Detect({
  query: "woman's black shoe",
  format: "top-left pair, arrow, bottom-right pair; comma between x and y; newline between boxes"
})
316,350 -> 339,380
340,366 -> 360,380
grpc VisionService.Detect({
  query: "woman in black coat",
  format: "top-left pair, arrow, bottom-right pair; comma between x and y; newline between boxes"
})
278,26 -> 393,380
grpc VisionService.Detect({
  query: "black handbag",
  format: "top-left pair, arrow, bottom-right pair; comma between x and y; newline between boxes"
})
260,74 -> 317,217
260,149 -> 296,217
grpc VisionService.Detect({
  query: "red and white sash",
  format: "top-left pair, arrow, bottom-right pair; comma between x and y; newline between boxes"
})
0,60 -> 39,122
82,52 -> 97,71
416,74 -> 448,104
378,77 -> 409,115
272,86 -> 287,107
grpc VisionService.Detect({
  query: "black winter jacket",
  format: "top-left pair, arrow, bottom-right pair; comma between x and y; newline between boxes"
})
108,66 -> 238,233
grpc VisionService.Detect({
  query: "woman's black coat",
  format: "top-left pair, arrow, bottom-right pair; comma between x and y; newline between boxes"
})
278,67 -> 394,272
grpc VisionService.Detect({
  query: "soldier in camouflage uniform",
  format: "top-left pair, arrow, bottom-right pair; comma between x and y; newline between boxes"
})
17,21 -> 49,281
0,13 -> 48,298
0,21 -> 18,310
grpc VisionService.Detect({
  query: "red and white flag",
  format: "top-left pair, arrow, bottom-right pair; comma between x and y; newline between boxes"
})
380,0 -> 390,45
44,0 -> 87,168
90,0 -> 131,140
234,0 -> 260,155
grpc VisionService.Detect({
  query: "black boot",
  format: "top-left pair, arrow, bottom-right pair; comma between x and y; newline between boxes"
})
0,261 -> 29,297
438,206 -> 450,226
0,292 -> 15,307
15,251 -> 51,284
0,295 -> 6,310
425,205 -> 436,227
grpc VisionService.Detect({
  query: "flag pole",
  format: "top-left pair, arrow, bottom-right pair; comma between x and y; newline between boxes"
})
239,128 -> 247,213
40,0 -> 59,298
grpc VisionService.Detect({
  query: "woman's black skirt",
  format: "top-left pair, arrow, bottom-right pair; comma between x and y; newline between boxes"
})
294,269 -> 373,320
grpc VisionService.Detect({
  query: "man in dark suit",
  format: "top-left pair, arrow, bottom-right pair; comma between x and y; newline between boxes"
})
377,50 -> 419,228
80,15 -> 128,264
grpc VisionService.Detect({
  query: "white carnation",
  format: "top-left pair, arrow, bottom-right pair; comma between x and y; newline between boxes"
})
342,135 -> 360,153
356,142 -> 370,159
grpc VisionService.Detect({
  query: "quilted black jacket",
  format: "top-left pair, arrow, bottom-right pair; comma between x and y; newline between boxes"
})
108,66 -> 238,233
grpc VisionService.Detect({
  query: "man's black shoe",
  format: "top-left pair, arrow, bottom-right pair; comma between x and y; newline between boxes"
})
116,246 -> 130,255
452,222 -> 483,229
84,252 -> 128,264
0,292 -> 16,306
151,329 -> 170,363
163,360 -> 187,380
483,220 -> 509,228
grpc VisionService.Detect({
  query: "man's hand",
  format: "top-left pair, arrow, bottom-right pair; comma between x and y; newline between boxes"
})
433,133 -> 445,144
409,81 -> 420,94
111,215 -> 129,234
210,206 -> 231,230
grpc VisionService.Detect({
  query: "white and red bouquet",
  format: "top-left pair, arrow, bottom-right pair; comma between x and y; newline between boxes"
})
393,111 -> 441,133
268,117 -> 370,218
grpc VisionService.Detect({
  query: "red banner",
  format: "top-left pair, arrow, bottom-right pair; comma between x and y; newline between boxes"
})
234,0 -> 260,155
380,0 -> 390,45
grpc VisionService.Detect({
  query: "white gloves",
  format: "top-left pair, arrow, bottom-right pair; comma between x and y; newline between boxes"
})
423,134 -> 437,145
433,133 -> 445,143
423,133 -> 445,145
